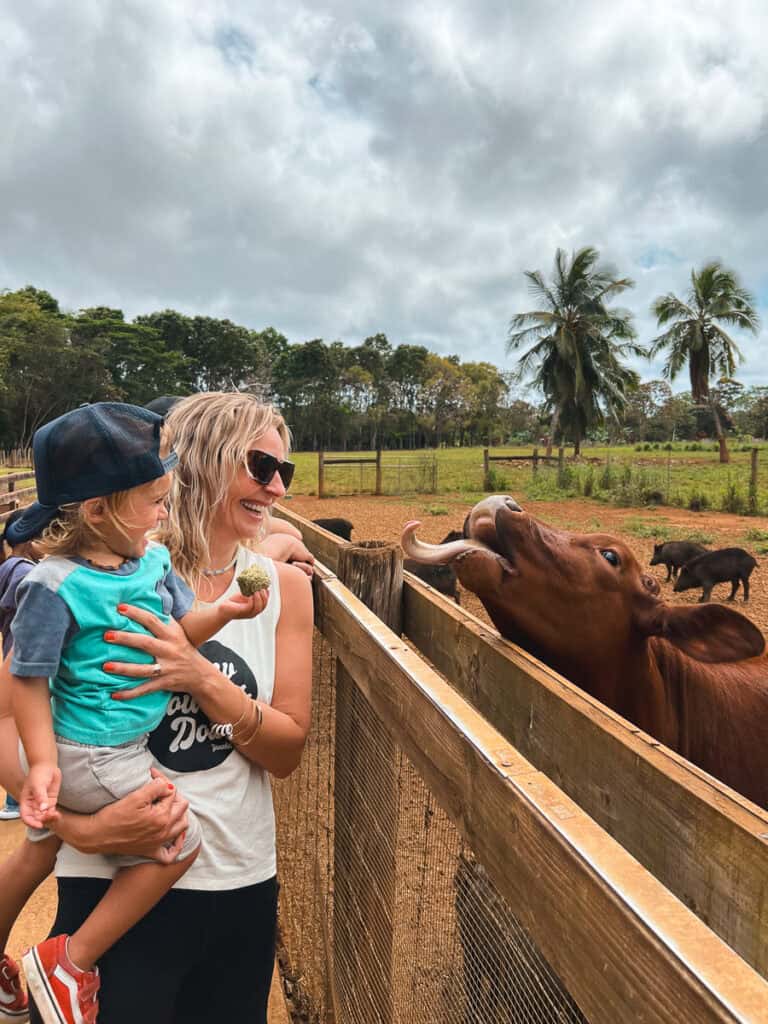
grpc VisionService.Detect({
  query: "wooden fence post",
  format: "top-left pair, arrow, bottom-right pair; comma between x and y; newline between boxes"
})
749,448 -> 759,515
318,450 -> 325,499
483,447 -> 490,491
334,542 -> 402,1024
375,447 -> 382,496
558,446 -> 565,474
532,446 -> 539,477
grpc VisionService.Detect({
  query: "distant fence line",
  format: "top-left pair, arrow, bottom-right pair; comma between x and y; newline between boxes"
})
317,449 -> 438,498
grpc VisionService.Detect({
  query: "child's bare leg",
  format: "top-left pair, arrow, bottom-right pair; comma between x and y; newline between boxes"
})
67,844 -> 200,970
0,835 -> 60,951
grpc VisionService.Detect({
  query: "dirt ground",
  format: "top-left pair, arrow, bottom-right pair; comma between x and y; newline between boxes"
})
287,492 -> 768,638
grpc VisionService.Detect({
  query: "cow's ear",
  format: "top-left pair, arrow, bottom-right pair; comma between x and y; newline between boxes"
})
638,603 -> 765,663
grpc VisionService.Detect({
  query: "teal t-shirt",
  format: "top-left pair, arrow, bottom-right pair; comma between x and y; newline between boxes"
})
11,543 -> 193,746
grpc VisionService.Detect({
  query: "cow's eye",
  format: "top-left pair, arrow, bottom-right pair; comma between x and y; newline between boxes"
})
600,549 -> 620,567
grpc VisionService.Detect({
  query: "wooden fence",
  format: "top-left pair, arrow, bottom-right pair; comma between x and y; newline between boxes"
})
0,470 -> 36,519
273,508 -> 768,1023
318,449 -> 438,497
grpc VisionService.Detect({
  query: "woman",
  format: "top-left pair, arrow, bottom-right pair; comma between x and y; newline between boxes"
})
1,392 -> 313,1023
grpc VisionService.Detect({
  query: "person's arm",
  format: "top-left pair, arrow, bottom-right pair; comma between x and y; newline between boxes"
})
179,589 -> 269,648
267,517 -> 303,541
257,534 -> 315,577
0,654 -> 188,860
10,673 -> 60,826
107,563 -> 314,777
229,562 -> 313,776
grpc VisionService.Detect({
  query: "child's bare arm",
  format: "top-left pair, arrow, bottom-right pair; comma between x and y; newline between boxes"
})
11,674 -> 61,826
179,589 -> 269,648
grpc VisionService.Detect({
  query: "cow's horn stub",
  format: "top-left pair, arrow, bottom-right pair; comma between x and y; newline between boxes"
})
401,520 -> 483,564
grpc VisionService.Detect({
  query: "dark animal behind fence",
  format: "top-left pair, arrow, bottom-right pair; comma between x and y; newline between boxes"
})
312,517 -> 354,541
650,540 -> 708,582
673,547 -> 758,603
404,530 -> 463,603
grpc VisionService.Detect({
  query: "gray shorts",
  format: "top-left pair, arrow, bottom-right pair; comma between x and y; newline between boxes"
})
23,734 -> 200,866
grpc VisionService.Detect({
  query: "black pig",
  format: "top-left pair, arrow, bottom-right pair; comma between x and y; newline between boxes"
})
650,540 -> 708,582
404,530 -> 464,603
312,517 -> 354,541
673,547 -> 757,603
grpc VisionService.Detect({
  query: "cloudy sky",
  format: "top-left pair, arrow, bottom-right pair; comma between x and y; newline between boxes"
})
2,0 -> 767,388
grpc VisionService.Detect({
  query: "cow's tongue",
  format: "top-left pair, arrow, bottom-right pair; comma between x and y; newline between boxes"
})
400,521 -> 486,564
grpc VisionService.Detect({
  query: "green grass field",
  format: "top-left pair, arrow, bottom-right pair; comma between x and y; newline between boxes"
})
289,443 -> 768,517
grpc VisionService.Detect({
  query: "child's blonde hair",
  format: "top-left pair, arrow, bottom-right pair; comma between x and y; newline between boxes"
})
37,489 -> 147,558
38,428 -> 174,558
156,392 -> 290,590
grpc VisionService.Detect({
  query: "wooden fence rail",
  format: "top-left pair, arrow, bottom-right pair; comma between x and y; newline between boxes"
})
275,505 -> 768,981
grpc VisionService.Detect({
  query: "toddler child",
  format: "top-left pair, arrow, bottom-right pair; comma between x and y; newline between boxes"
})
0,403 -> 268,1024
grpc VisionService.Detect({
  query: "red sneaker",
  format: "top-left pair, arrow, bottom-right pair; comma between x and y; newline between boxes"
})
22,936 -> 99,1024
0,954 -> 28,1021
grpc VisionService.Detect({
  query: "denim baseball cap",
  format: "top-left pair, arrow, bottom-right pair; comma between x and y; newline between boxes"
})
5,403 -> 178,545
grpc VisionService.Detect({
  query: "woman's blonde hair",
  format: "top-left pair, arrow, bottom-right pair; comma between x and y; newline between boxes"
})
156,392 -> 290,589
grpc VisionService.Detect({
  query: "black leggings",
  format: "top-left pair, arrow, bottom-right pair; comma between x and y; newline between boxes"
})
29,875 -> 278,1024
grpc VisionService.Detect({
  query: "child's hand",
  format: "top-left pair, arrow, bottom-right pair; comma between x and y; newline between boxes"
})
21,762 -> 62,829
219,590 -> 270,622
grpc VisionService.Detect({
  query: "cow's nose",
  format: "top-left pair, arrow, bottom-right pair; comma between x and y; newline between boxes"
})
505,497 -> 523,513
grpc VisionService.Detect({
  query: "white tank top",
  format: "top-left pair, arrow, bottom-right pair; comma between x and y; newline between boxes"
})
56,548 -> 280,891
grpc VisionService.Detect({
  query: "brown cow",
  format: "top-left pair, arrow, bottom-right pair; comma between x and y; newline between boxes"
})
401,495 -> 768,809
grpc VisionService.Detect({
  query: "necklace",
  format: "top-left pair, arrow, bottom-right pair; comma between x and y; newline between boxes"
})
202,552 -> 238,577
84,556 -> 128,571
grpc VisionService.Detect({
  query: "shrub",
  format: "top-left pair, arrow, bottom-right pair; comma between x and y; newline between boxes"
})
599,459 -> 614,490
744,527 -> 768,542
426,505 -> 448,516
721,483 -> 746,515
625,518 -> 673,540
686,529 -> 714,545
557,464 -> 574,490
582,467 -> 595,497
687,491 -> 710,512
485,466 -> 509,492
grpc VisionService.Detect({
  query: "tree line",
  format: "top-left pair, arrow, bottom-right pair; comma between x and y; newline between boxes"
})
0,260 -> 764,456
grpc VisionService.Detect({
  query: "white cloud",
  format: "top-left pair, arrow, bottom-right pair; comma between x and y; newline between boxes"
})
0,0 -> 766,388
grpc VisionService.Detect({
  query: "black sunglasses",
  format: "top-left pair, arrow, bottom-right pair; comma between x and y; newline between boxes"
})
245,450 -> 295,489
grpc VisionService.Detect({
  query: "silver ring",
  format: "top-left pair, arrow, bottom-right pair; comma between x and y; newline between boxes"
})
151,662 -> 162,678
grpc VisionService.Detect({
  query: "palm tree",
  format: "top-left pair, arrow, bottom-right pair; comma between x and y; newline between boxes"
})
507,247 -> 643,456
649,262 -> 759,463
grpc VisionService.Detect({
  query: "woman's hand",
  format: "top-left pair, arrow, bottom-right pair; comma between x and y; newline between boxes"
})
104,605 -> 216,702
57,768 -> 189,863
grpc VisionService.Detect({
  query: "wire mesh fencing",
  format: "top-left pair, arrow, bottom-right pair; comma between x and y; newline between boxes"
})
274,631 -> 589,1024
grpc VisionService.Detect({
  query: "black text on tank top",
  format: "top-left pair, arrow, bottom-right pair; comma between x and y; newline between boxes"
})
148,639 -> 260,772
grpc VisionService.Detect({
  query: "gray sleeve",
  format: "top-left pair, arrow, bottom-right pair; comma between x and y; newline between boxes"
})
164,569 -> 195,620
10,580 -> 78,677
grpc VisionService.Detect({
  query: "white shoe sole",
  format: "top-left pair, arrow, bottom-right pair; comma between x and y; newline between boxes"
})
20,949 -> 65,1024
